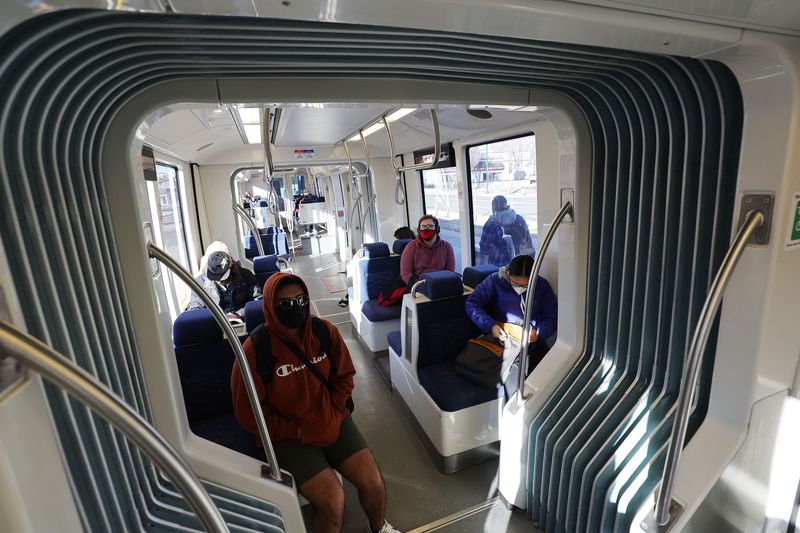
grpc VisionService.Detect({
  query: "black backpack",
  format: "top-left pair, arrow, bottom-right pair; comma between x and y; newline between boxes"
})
249,316 -> 354,412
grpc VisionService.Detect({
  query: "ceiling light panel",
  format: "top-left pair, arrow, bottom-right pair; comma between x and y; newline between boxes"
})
238,107 -> 261,124
243,124 -> 262,144
386,108 -> 416,122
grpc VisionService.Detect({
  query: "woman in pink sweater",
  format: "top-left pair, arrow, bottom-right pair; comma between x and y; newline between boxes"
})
399,215 -> 456,283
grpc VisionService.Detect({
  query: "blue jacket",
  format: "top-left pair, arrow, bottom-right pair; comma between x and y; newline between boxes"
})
465,271 -> 557,343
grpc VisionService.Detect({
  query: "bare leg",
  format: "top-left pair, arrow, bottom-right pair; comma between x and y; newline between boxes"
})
300,468 -> 345,533
337,448 -> 386,532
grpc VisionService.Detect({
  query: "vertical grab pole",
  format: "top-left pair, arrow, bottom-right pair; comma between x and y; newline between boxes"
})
233,203 -> 265,257
261,108 -> 279,216
654,209 -> 765,526
148,243 -> 282,482
517,201 -> 573,400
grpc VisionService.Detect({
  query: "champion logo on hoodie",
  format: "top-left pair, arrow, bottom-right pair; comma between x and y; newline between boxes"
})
275,353 -> 328,377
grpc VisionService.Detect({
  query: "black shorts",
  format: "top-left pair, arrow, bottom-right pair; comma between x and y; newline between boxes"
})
274,416 -> 368,487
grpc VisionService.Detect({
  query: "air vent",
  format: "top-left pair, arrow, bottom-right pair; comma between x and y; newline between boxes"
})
196,142 -> 214,151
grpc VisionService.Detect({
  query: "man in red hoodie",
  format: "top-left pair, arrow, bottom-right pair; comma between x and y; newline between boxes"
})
399,214 -> 456,284
231,273 -> 398,533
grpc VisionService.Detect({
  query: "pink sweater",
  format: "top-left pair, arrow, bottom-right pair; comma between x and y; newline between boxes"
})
399,236 -> 456,283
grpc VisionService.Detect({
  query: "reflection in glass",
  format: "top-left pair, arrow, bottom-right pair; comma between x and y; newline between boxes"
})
421,167 -> 462,273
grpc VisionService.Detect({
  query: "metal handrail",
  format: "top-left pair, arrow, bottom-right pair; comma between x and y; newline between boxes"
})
277,257 -> 290,271
518,201 -> 573,400
360,194 -> 377,245
394,171 -> 406,206
410,279 -> 427,299
383,109 -> 440,173
655,209 -> 765,526
232,203 -> 265,257
261,108 -> 279,215
148,243 -> 282,482
344,131 -> 371,180
0,320 -> 229,533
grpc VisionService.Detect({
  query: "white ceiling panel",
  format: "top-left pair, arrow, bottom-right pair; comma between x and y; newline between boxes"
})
145,109 -> 206,145
275,106 -> 389,147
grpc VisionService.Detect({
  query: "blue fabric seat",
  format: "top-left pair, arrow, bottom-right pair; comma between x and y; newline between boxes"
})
362,299 -> 402,322
463,264 -> 499,289
419,361 -> 502,412
243,300 -> 264,333
410,276 -> 498,412
387,331 -> 402,356
172,309 -> 259,458
392,238 -> 413,255
252,254 -> 279,289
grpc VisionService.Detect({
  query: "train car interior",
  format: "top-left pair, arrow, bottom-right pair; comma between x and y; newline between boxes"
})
1,2 -> 799,533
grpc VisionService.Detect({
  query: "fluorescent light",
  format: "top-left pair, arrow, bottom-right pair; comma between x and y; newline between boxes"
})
243,124 -> 262,144
363,122 -> 384,136
386,108 -> 416,122
346,122 -> 385,142
238,107 -> 261,124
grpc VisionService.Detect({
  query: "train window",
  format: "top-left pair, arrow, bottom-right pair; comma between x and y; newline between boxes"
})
466,134 -> 537,266
147,162 -> 191,317
420,166 -> 462,273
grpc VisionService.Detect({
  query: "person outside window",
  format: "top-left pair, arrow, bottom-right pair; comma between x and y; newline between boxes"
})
399,215 -> 456,284
231,273 -> 398,533
479,195 -> 534,266
186,247 -> 259,318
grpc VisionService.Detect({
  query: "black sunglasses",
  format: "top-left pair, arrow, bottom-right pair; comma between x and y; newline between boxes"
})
276,294 -> 309,311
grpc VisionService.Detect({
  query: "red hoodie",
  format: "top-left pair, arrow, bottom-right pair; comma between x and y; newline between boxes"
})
231,273 -> 355,448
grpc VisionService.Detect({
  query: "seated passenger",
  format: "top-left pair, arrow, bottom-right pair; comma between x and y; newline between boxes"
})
393,226 -> 415,240
399,215 -> 456,284
231,274 -> 398,533
464,254 -> 557,388
479,195 -> 534,266
186,248 -> 259,318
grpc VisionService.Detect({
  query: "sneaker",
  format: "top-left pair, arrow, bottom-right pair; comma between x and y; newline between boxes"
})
376,521 -> 401,533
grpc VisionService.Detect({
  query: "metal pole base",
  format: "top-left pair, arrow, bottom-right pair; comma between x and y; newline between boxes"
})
640,499 -> 684,532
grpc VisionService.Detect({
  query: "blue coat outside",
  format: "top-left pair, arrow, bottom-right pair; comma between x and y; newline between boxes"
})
465,272 -> 557,343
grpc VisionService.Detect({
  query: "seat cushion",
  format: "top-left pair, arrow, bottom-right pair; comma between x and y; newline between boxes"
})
387,331 -> 402,356
361,299 -> 402,322
418,361 -> 501,412
189,413 -> 261,459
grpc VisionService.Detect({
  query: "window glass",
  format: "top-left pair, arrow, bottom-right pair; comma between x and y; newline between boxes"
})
150,163 -> 190,317
421,166 -> 462,273
468,134 -> 537,266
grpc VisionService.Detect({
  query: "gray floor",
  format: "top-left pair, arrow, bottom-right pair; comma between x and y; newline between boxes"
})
290,251 -> 540,533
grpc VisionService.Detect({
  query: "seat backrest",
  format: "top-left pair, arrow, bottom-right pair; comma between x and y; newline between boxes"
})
245,228 -> 289,259
463,264 -> 500,289
415,272 -> 478,369
243,300 -> 264,333
252,254 -> 279,288
356,255 -> 401,302
392,238 -> 413,255
172,309 -> 236,421
351,243 -> 399,303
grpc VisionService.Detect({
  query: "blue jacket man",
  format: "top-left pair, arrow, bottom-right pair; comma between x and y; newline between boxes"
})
464,255 -> 557,348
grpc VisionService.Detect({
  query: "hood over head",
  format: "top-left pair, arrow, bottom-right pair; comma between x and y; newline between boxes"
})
261,272 -> 312,343
491,207 -> 518,226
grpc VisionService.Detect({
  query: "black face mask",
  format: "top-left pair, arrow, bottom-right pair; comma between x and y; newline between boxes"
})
277,305 -> 307,329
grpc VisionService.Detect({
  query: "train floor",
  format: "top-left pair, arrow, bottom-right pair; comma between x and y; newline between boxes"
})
289,251 -> 541,533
